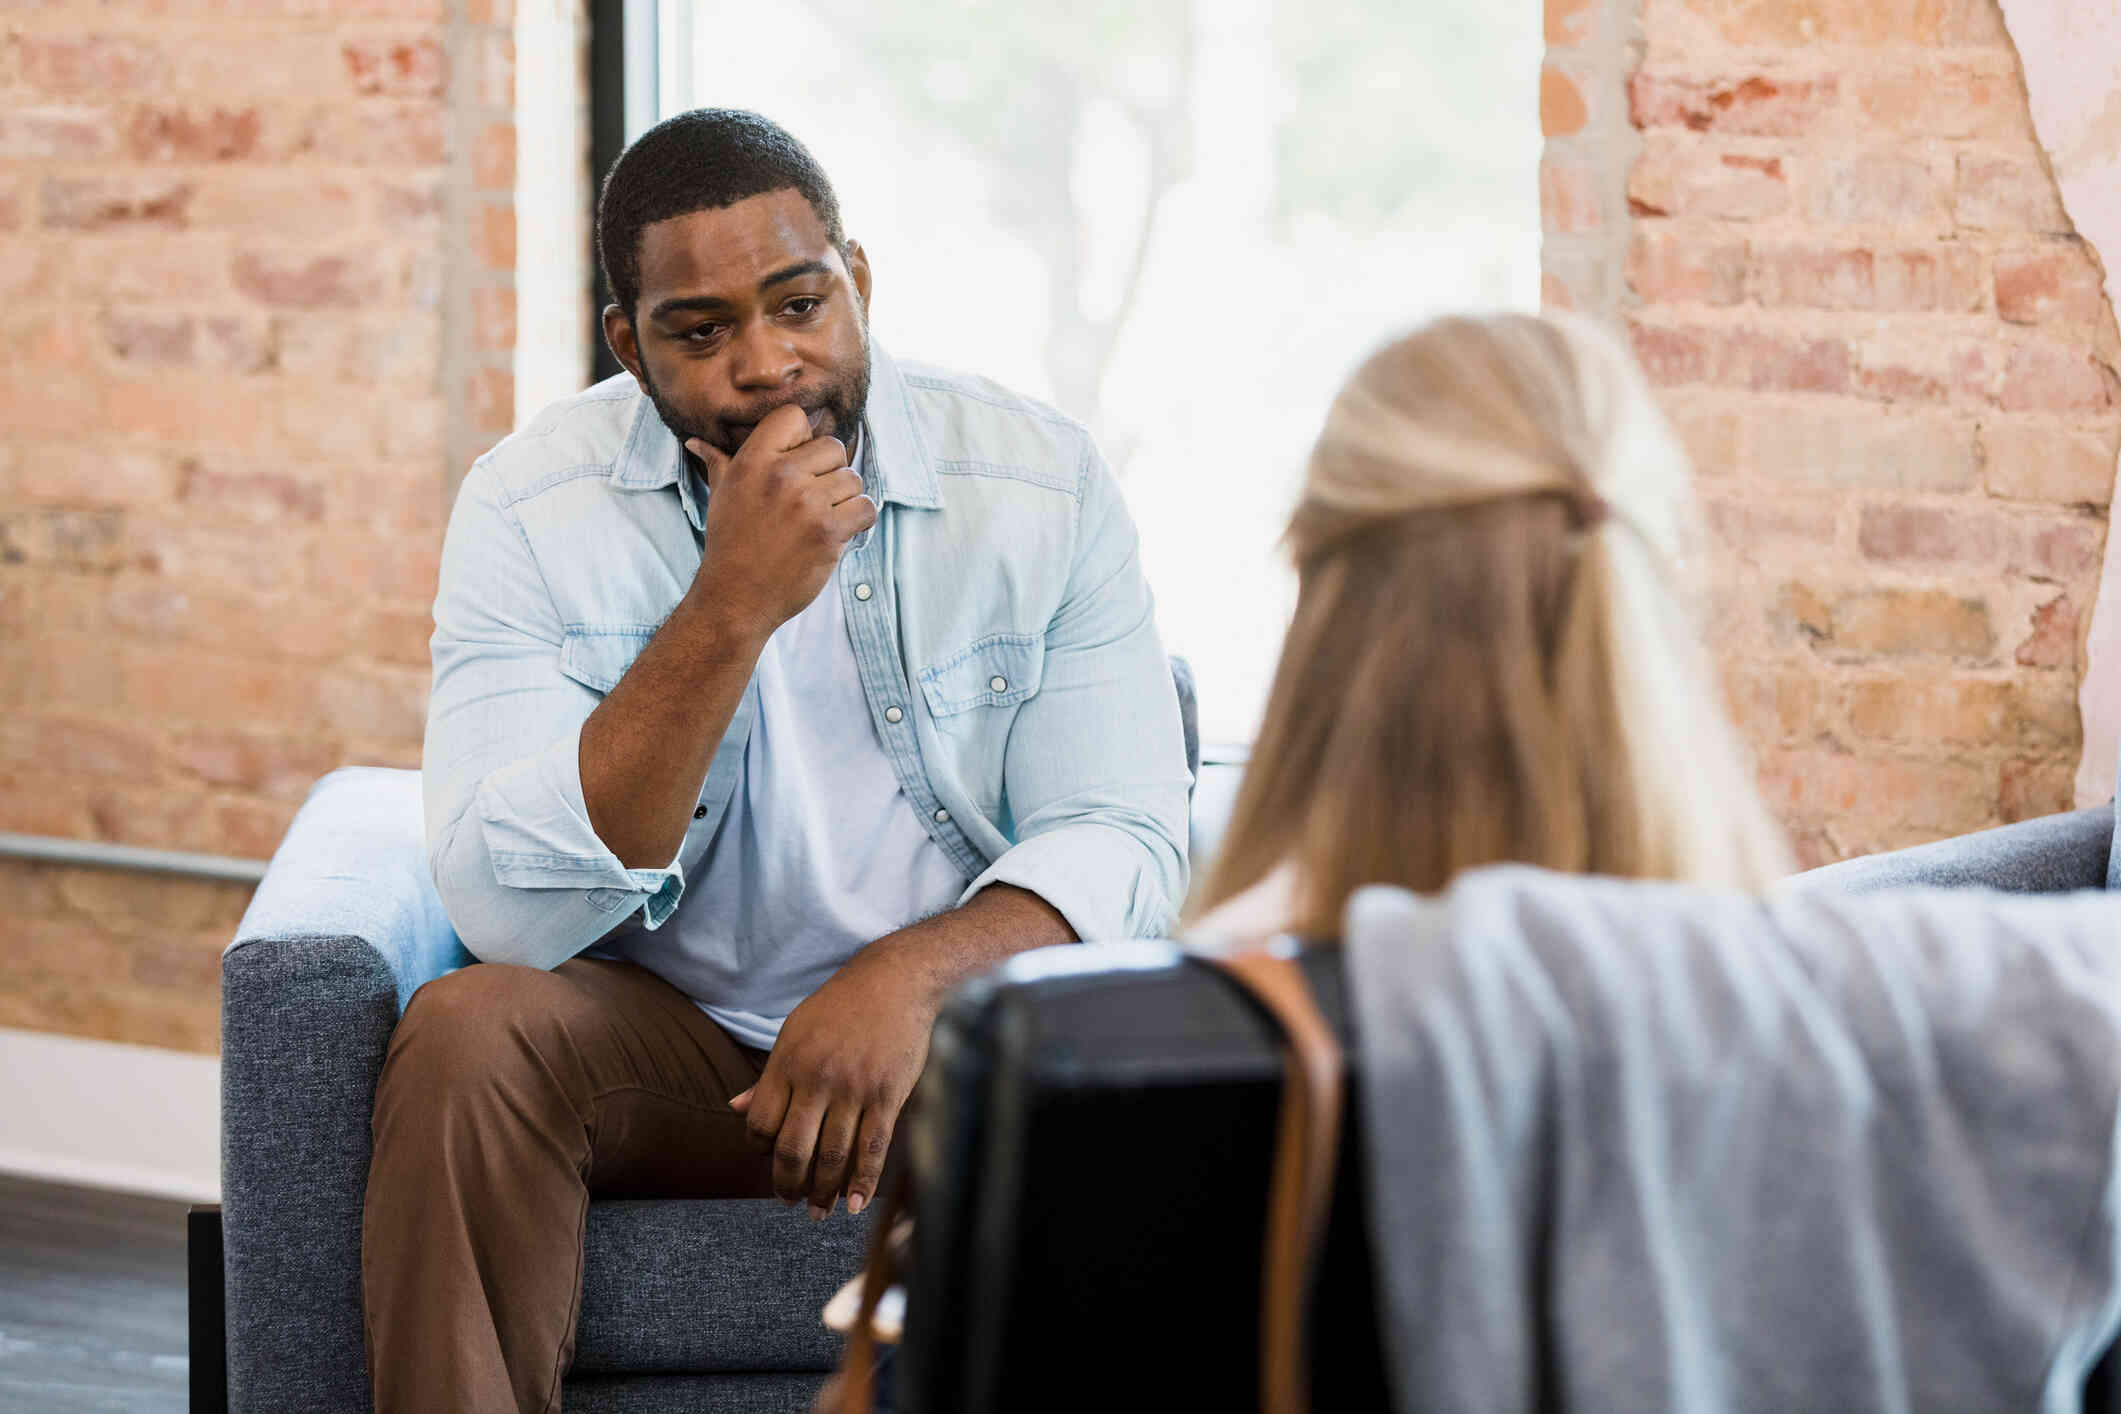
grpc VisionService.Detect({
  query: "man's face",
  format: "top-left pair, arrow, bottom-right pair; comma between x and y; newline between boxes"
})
605,188 -> 873,459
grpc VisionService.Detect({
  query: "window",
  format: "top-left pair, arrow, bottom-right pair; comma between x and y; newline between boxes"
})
644,1 -> 1541,743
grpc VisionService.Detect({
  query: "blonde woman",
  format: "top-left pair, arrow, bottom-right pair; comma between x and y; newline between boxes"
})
1190,312 -> 1790,940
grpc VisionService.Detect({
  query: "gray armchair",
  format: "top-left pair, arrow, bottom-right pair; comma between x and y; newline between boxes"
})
210,661 -> 1205,1413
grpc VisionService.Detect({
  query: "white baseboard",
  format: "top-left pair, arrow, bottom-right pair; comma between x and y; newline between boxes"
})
0,1025 -> 219,1204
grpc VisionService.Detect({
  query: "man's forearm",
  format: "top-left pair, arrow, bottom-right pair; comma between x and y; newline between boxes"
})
852,883 -> 1078,1007
579,589 -> 769,868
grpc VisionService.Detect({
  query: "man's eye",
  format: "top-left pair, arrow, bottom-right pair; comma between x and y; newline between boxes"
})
784,297 -> 824,317
680,324 -> 725,346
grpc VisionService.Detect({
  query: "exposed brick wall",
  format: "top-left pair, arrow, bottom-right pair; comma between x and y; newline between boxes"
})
0,0 -> 513,1052
1546,0 -> 2118,864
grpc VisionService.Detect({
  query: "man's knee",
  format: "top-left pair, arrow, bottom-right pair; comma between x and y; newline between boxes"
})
382,963 -> 581,1102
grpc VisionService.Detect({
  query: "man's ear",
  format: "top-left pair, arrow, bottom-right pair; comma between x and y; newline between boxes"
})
602,304 -> 646,386
844,240 -> 872,316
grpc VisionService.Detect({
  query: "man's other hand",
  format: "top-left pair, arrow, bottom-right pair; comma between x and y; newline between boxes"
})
686,402 -> 877,641
730,946 -> 935,1219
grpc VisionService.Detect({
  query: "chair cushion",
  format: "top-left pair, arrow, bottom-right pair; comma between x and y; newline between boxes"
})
572,1199 -> 869,1374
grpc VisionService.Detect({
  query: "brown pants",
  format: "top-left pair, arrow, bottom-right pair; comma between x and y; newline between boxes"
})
362,957 -> 776,1414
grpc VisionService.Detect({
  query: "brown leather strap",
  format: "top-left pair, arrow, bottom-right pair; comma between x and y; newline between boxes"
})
829,1170 -> 911,1414
1203,945 -> 1346,1414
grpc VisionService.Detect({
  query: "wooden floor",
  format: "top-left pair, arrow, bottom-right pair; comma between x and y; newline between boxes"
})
0,1173 -> 190,1413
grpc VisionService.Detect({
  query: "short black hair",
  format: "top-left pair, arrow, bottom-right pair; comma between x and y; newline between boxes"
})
596,108 -> 846,319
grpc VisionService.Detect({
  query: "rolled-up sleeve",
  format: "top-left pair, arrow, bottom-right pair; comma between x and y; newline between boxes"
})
959,443 -> 1192,941
423,462 -> 684,968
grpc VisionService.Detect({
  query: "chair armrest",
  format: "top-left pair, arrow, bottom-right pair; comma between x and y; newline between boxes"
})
220,767 -> 471,1412
1791,805 -> 2114,896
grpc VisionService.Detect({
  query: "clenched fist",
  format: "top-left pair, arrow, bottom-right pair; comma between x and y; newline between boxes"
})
687,402 -> 877,640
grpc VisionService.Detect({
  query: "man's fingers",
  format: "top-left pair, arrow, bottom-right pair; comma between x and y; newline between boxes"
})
728,1086 -> 753,1114
684,437 -> 732,487
832,494 -> 880,540
816,468 -> 865,507
808,1104 -> 862,1218
844,1106 -> 896,1218
772,1096 -> 829,1205
742,1071 -> 791,1153
753,402 -> 822,453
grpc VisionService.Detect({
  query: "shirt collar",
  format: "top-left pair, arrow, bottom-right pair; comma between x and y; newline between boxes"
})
608,340 -> 945,531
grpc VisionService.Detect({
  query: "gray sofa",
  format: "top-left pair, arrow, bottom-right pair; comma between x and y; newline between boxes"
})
214,666 -> 1214,1414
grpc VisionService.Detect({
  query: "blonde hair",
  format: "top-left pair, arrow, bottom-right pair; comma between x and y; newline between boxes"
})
1194,312 -> 1790,937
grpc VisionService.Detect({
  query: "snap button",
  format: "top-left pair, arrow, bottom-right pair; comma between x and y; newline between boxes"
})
989,675 -> 1008,693
933,808 -> 950,823
884,706 -> 903,724
854,583 -> 872,601
693,805 -> 707,819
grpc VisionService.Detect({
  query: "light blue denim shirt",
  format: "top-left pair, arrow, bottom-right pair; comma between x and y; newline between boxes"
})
423,342 -> 1192,970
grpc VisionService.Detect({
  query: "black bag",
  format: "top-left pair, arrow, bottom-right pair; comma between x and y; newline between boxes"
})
869,940 -> 1392,1412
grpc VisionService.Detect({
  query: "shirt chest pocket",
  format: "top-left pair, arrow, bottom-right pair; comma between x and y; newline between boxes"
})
558,627 -> 656,695
917,633 -> 1044,730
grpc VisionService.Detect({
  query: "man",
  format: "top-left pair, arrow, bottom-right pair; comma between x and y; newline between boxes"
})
362,109 -> 1191,1413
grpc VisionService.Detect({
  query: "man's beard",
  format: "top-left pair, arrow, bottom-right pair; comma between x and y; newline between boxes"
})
641,331 -> 872,461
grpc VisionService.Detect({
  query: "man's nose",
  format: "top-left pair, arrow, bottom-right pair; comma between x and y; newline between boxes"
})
727,320 -> 800,390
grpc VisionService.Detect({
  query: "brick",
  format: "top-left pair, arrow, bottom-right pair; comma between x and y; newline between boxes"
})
1810,153 -> 1949,228
1757,746 -> 1996,839
1853,334 -> 1992,405
1542,67 -> 1589,138
1749,409 -> 1979,492
1829,588 -> 1994,660
0,508 -> 129,572
2016,594 -> 2080,669
104,579 -> 357,662
314,664 -> 428,741
1844,674 -> 2077,750
378,177 -> 442,228
1979,421 -> 2118,505
70,233 -> 232,304
472,285 -> 517,352
1630,72 -> 1836,136
201,316 -> 276,374
383,395 -> 446,461
1547,0 -> 1594,45
1750,244 -> 1982,313
175,461 -> 324,524
305,103 -> 445,166
321,532 -> 441,604
167,728 -> 341,800
0,715 -> 159,778
465,364 -> 513,440
1704,495 -> 1840,563
1994,243 -> 2112,327
6,32 -> 166,94
1852,64 -> 2027,142
0,105 -> 118,159
1628,320 -> 1714,384
1542,156 -> 1603,235
1726,666 -> 1826,745
1628,230 -> 1747,305
1956,156 -> 2072,235
170,31 -> 354,98
1629,137 -> 1790,221
1679,0 -> 2007,45
1857,504 -> 2005,565
232,249 -> 386,309
41,175 -> 193,230
126,105 -> 266,162
357,605 -> 435,666
275,313 -> 442,386
118,646 -> 318,729
131,521 -> 312,597
102,372 -> 280,451
1661,393 -> 1742,474
101,312 -> 195,366
1720,327 -> 1852,395
342,36 -> 446,97
475,201 -> 517,271
4,442 -> 181,507
472,118 -> 516,191
1998,342 -> 2121,414
52,867 -> 249,935
188,172 -> 364,240
2014,515 -> 2104,582
278,394 -> 386,461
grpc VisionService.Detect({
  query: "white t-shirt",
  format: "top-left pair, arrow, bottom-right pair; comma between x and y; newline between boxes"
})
613,454 -> 969,1049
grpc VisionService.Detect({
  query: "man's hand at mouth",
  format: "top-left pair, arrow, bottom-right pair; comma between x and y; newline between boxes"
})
686,402 -> 876,641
